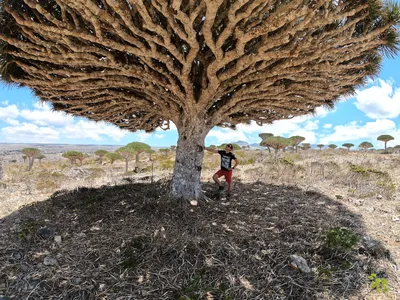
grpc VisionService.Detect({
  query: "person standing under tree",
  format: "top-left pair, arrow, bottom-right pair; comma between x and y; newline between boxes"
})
205,144 -> 239,196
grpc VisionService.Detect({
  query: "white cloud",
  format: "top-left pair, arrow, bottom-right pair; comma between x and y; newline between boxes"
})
135,131 -> 151,142
2,123 -> 60,142
304,120 -> 319,131
290,129 -> 317,144
5,118 -> 19,126
64,120 -> 127,142
155,134 -> 165,139
354,79 -> 400,119
1,100 -> 9,106
20,107 -> 74,126
207,107 -> 334,145
0,104 -> 19,120
323,124 -> 332,129
319,119 -> 397,145
208,128 -> 249,144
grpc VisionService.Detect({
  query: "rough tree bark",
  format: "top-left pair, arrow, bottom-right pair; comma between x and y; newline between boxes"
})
171,124 -> 209,199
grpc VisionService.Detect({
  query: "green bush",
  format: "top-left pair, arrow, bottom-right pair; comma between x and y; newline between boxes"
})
279,157 -> 294,165
368,273 -> 389,293
325,227 -> 358,252
349,164 -> 388,177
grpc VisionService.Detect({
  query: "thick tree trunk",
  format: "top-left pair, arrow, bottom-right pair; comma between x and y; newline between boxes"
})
170,126 -> 209,200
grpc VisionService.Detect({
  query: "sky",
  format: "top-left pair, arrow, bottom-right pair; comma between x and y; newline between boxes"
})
1,29 -> 400,150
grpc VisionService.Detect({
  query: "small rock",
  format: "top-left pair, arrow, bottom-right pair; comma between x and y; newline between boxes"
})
54,235 -> 62,243
190,200 -> 198,206
71,278 -> 83,285
38,227 -> 53,239
43,256 -> 57,266
289,255 -> 311,273
392,216 -> 400,222
360,236 -> 390,258
377,195 -> 383,200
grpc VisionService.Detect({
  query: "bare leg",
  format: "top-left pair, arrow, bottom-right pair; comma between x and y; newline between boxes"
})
227,182 -> 232,194
213,173 -> 221,186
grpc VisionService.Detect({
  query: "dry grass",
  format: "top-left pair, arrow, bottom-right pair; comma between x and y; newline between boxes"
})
0,150 -> 399,299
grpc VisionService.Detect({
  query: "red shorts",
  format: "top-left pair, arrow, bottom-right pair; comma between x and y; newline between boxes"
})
215,169 -> 233,183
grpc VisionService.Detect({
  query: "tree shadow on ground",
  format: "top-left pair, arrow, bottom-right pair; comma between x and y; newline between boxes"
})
0,180 -> 392,299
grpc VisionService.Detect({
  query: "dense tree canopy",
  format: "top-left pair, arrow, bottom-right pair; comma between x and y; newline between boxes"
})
1,1 -> 399,131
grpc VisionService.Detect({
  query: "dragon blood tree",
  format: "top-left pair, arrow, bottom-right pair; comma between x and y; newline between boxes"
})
0,1 -> 399,199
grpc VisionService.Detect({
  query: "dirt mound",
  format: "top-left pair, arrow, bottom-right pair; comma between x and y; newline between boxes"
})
0,181 -> 393,299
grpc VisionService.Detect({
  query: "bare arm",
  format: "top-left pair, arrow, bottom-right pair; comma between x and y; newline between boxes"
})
232,158 -> 239,169
205,147 -> 219,153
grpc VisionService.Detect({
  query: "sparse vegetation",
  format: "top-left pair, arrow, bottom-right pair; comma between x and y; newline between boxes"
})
1,143 -> 400,299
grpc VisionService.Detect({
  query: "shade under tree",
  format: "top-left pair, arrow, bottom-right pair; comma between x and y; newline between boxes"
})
1,0 -> 399,199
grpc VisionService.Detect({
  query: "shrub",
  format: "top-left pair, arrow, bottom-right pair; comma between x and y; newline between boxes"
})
349,164 -> 388,177
325,227 -> 358,252
279,157 -> 294,165
36,180 -> 60,193
160,160 -> 174,170
87,167 -> 106,178
368,273 -> 389,293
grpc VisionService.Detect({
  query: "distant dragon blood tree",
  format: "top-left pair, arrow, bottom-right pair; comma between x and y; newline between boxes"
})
0,1 -> 399,199
377,134 -> 394,153
359,141 -> 373,150
342,143 -> 354,151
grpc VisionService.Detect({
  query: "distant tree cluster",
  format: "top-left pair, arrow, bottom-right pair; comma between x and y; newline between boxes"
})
256,133 -> 396,156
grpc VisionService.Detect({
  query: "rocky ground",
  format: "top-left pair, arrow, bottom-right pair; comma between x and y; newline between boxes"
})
0,180 -> 398,299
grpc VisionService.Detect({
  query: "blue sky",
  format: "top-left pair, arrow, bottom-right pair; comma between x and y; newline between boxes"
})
1,33 -> 400,150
